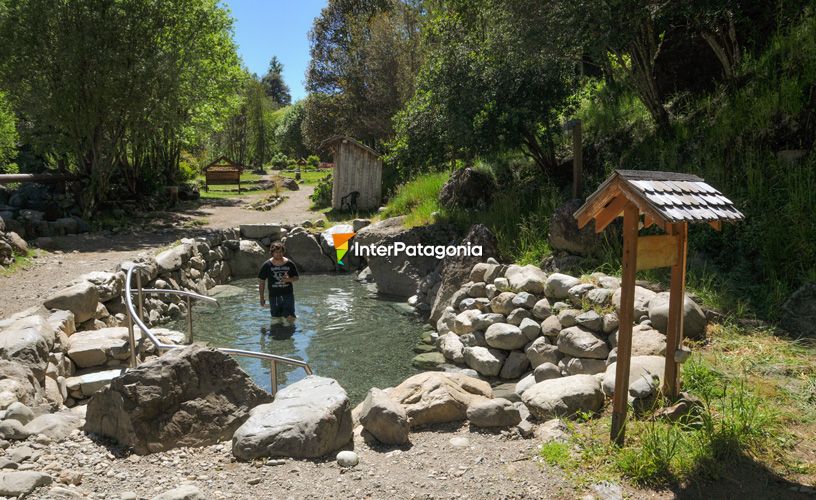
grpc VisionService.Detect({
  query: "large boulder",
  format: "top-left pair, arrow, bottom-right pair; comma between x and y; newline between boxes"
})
66,327 -> 138,368
85,345 -> 271,454
545,273 -> 581,300
0,471 -> 53,498
358,388 -> 410,445
155,243 -> 193,273
781,283 -> 816,337
232,376 -> 351,459
647,292 -> 708,340
0,360 -> 43,410
610,324 -> 666,356
0,317 -> 51,382
556,326 -> 610,359
521,374 -> 604,419
463,346 -> 506,377
504,265 -> 548,295
484,323 -> 527,351
76,271 -> 124,303
283,231 -> 335,273
602,356 -> 665,398
240,224 -> 283,240
354,216 -> 458,298
388,372 -> 492,427
438,167 -> 495,210
548,199 -> 603,256
429,224 -> 499,323
466,398 -> 521,428
43,281 -> 98,323
612,286 -> 657,321
228,240 -> 269,277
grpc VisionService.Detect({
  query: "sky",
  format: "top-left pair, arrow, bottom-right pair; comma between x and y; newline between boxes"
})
222,0 -> 327,103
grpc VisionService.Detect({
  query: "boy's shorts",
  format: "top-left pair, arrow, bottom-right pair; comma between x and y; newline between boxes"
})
269,295 -> 296,318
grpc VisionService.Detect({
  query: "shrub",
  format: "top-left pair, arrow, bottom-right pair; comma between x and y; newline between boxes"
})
306,155 -> 320,168
310,173 -> 332,209
270,152 -> 289,169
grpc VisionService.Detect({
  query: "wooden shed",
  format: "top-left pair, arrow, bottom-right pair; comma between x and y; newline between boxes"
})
203,156 -> 245,192
574,170 -> 744,445
321,136 -> 382,211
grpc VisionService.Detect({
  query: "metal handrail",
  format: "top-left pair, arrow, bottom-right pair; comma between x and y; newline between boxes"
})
123,264 -> 313,395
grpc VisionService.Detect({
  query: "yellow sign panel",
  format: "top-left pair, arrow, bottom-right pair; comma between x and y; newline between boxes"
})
636,235 -> 678,271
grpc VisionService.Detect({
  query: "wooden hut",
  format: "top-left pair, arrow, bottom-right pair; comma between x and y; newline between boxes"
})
574,170 -> 743,445
203,156 -> 245,192
321,136 -> 382,211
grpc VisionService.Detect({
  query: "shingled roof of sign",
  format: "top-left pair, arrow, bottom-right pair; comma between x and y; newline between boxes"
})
587,170 -> 745,223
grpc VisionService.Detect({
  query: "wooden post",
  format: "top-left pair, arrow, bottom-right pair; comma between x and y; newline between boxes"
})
663,222 -> 688,398
611,202 -> 639,446
572,120 -> 583,199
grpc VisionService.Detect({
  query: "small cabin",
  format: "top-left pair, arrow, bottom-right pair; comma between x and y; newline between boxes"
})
321,136 -> 382,211
203,156 -> 245,192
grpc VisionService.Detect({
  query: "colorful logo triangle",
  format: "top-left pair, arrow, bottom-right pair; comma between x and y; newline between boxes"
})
332,232 -> 355,265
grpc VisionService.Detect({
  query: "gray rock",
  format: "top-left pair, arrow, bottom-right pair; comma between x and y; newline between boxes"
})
86,345 -> 271,455
43,281 -> 99,323
534,362 -> 561,382
66,327 -> 136,368
471,313 -> 505,331
466,398 -> 521,427
525,337 -> 562,367
610,324 -> 667,356
512,292 -> 537,309
154,243 -> 192,273
412,352 -> 445,370
152,485 -> 205,500
557,326 -> 610,359
489,292 -> 517,315
601,356 -> 666,397
459,331 -> 487,348
506,308 -> 532,326
463,346 -> 507,377
467,282 -> 487,298
499,351 -> 530,380
0,360 -> 42,409
282,231 -> 336,273
358,388 -> 409,445
540,315 -> 562,337
561,357 -> 607,376
65,368 -> 126,398
549,199 -> 604,255
469,263 -> 491,283
337,450 -> 359,467
519,318 -> 541,341
567,283 -> 596,306
647,291 -> 708,340
3,403 -> 33,426
0,420 -> 29,440
493,277 -> 510,291
485,323 -> 527,351
505,265 -> 547,294
537,418 -> 570,443
522,374 -> 604,419
612,286 -> 657,321
586,288 -> 614,307
23,412 -> 82,441
545,273 -> 581,300
436,308 -> 456,335
557,308 -> 580,328
438,333 -> 465,364
0,471 -> 53,497
233,376 -> 351,459
602,313 -> 619,334
240,224 -> 282,240
228,240 -> 269,277
76,271 -> 123,302
576,310 -> 603,332
388,372 -> 492,427
452,309 -> 482,335
0,317 -> 51,381
532,299 -> 552,320
515,374 -> 536,397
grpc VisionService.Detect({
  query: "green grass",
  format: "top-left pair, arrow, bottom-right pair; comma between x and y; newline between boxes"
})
0,249 -> 39,277
198,188 -> 280,199
379,171 -> 450,227
280,170 -> 330,185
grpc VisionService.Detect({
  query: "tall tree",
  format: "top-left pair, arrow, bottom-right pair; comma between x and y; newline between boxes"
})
275,101 -> 308,159
261,56 -> 292,106
303,0 -> 423,150
0,91 -> 17,173
0,0 -> 241,212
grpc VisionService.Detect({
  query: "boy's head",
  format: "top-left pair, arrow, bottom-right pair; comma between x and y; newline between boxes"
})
270,241 -> 286,256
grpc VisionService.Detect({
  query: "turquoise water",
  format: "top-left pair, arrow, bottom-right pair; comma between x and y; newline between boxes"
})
175,275 -> 423,403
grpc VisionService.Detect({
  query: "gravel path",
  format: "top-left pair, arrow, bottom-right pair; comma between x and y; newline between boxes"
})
0,184 -> 324,319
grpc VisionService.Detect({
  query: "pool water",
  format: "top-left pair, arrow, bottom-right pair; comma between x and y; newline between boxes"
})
174,275 -> 423,403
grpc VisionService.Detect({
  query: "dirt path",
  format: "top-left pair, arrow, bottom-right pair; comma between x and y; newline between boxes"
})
0,184 -> 326,319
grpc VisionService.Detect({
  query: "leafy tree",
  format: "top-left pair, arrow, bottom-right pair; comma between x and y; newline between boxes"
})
275,101 -> 309,159
0,91 -> 17,172
303,0 -> 423,150
0,0 -> 241,212
261,56 -> 292,106
389,0 -> 577,177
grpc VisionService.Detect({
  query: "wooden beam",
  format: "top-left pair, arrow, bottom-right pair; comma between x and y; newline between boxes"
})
643,214 -> 656,228
708,220 -> 722,231
576,178 -> 622,229
662,222 -> 689,399
636,235 -> 679,271
593,195 -> 628,233
611,202 -> 639,446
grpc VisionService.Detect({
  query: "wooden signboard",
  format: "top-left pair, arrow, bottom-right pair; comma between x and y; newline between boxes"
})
636,235 -> 678,271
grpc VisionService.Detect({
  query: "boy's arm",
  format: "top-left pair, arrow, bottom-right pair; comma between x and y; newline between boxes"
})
258,280 -> 266,305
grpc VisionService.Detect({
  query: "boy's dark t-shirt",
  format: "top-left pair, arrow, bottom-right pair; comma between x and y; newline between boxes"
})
258,259 -> 299,297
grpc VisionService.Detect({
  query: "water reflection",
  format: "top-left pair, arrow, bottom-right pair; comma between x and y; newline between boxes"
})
174,275 -> 423,403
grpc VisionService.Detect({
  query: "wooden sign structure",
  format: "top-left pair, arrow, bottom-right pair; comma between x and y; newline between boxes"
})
203,156 -> 245,192
573,170 -> 743,445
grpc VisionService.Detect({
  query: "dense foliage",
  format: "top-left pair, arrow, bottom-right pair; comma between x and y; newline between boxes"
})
0,91 -> 16,173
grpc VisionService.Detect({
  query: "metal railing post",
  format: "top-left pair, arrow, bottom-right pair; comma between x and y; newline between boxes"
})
271,360 -> 278,396
136,272 -> 144,323
127,310 -> 137,368
185,295 -> 193,344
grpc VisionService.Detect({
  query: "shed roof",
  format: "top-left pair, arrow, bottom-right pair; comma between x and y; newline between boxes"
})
203,155 -> 245,172
575,170 -> 744,231
320,136 -> 380,158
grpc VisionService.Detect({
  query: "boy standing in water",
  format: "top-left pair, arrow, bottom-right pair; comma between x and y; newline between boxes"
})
258,241 -> 300,326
